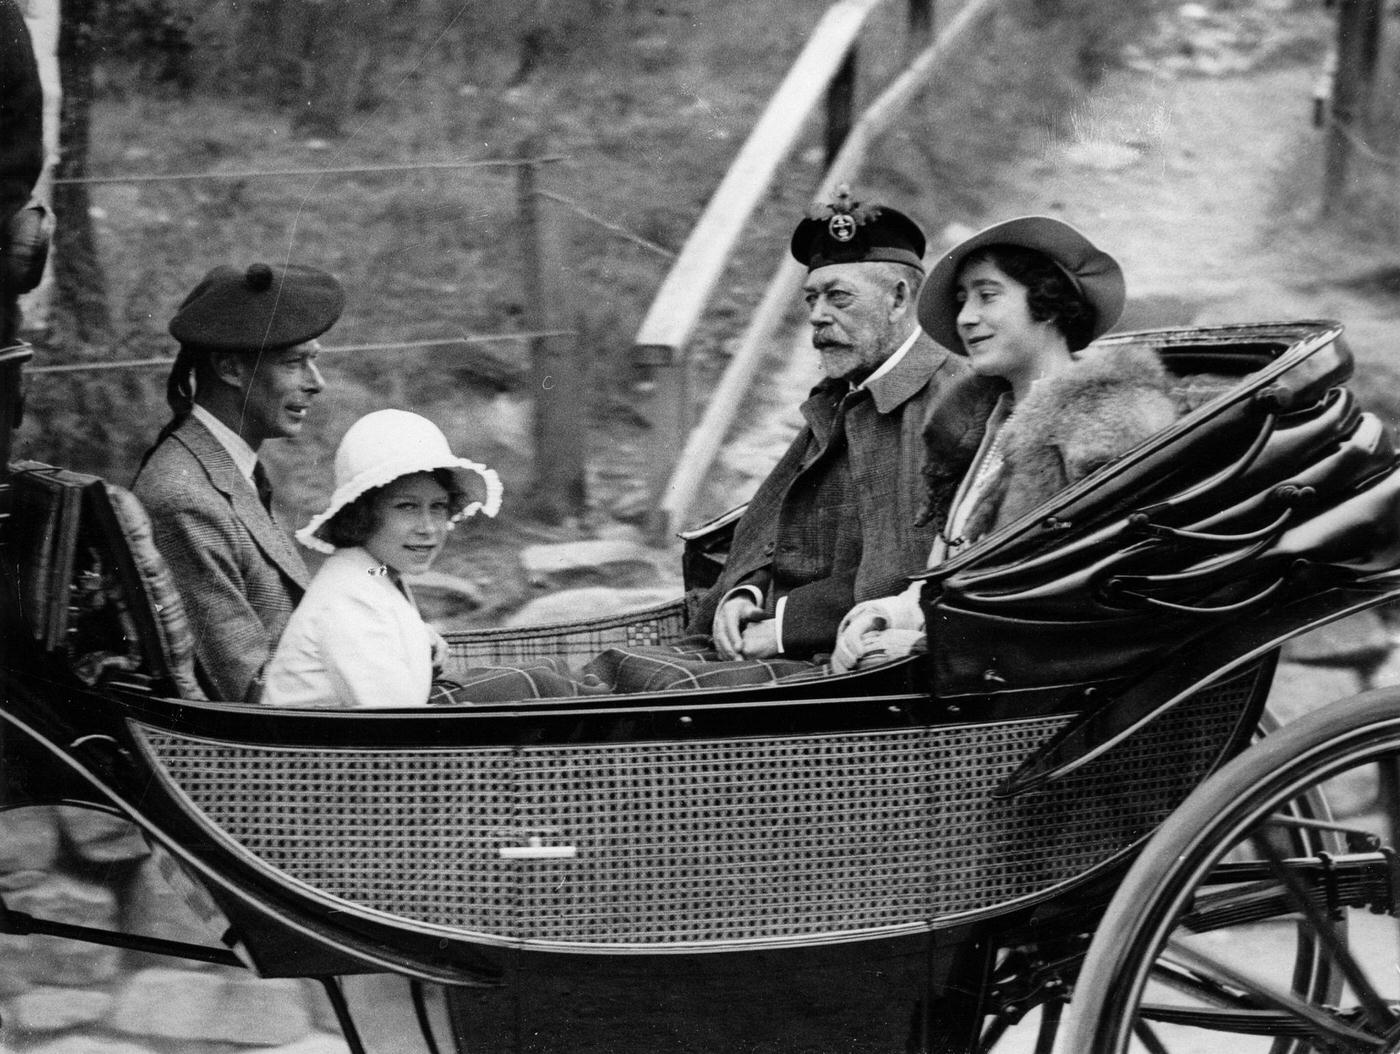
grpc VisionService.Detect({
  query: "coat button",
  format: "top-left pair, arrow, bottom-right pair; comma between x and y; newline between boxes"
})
763,542 -> 775,555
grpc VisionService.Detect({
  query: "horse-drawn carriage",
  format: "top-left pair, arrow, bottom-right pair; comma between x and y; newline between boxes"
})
4,319 -> 1400,1053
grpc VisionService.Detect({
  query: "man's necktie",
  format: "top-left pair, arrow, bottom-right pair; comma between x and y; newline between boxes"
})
251,461 -> 274,514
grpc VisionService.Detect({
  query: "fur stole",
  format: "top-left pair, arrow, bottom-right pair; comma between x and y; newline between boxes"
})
922,343 -> 1180,538
917,372 -> 1005,529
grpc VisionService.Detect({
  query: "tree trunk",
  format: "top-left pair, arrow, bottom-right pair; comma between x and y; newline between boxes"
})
240,0 -> 303,105
292,0 -> 387,138
51,0 -> 109,345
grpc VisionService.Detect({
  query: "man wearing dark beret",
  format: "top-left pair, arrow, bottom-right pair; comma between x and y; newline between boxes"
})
587,187 -> 999,691
133,262 -> 345,702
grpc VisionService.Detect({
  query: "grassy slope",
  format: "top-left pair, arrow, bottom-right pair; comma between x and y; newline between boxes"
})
15,0 -> 1154,617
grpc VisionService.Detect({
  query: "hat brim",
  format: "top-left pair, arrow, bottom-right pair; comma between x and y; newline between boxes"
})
917,216 -> 1125,354
296,456 -> 503,555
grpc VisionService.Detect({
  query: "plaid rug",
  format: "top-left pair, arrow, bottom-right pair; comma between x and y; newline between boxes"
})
429,658 -> 610,703
583,638 -> 823,693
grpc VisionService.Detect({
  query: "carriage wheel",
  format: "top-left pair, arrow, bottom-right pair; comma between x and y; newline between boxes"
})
1057,685 -> 1400,1054
973,707 -> 1336,1054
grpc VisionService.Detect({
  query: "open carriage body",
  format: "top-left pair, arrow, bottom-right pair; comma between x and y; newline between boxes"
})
5,320 -> 1400,1053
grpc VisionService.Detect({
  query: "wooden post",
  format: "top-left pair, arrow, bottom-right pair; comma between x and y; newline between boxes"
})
517,146 -> 587,523
632,338 -> 688,542
907,0 -> 934,51
825,48 -> 858,167
1322,0 -> 1383,214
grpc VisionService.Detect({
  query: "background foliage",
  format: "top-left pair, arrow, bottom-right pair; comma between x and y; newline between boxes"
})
21,0 -> 1295,600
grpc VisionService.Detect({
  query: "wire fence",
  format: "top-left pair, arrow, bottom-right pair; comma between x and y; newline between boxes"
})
25,330 -> 577,375
50,154 -> 677,258
51,156 -> 570,186
34,153 -> 671,378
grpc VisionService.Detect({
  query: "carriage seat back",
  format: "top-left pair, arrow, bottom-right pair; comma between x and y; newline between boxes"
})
5,461 -> 203,698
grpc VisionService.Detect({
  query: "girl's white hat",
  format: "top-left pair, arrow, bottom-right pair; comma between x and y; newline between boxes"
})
296,409 -> 503,554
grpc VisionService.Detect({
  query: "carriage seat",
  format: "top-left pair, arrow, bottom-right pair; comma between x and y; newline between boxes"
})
6,461 -> 204,699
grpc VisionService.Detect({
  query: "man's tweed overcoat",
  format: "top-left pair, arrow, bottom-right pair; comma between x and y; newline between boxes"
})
133,416 -> 309,701
688,334 -> 998,656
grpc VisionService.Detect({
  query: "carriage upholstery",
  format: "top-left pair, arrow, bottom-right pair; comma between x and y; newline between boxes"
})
5,461 -> 203,698
442,597 -> 691,673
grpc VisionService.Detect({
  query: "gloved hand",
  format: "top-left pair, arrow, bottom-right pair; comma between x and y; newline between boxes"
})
430,628 -> 450,678
831,588 -> 925,674
837,628 -> 927,673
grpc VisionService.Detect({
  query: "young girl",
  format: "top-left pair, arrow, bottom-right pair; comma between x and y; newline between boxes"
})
832,216 -> 1179,672
263,409 -> 585,707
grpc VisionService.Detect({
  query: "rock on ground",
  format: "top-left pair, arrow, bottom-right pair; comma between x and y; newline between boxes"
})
505,586 -> 680,627
519,538 -> 666,590
5,986 -> 114,1031
110,968 -> 313,1046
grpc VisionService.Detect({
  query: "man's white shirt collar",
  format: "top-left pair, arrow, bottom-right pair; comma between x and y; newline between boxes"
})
191,404 -> 259,484
857,328 -> 920,390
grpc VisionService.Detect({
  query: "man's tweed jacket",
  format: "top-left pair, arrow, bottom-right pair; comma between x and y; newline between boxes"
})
132,416 -> 309,701
688,333 -> 998,657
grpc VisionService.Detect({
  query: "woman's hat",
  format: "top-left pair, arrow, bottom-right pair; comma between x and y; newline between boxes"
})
169,262 -> 345,352
918,216 -> 1125,353
297,409 -> 503,554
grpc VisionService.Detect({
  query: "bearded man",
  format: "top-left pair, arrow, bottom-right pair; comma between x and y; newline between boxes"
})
587,188 -> 998,691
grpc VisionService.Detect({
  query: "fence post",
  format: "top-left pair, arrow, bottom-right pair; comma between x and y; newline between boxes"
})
517,144 -> 587,523
907,0 -> 934,50
1321,0 -> 1383,214
633,340 -> 688,542
825,48 -> 858,166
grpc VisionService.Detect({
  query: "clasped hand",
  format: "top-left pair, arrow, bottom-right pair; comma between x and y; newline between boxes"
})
712,595 -> 779,660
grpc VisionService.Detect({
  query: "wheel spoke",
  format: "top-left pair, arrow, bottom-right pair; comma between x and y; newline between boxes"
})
1033,998 -> 1062,1054
1252,834 -> 1395,1033
976,1015 -> 1009,1053
1148,957 -> 1272,1010
1131,1018 -> 1171,1054
1144,960 -> 1316,1037
1266,813 -> 1381,853
1163,939 -> 1389,1048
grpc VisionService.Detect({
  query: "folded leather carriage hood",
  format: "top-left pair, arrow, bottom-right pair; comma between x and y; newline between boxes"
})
918,320 -> 1400,700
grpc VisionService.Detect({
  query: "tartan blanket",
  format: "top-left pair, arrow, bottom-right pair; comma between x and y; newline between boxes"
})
583,638 -> 824,693
429,658 -> 610,703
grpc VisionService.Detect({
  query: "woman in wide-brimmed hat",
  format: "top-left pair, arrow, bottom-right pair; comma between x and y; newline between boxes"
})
832,216 -> 1182,673
263,409 -> 592,707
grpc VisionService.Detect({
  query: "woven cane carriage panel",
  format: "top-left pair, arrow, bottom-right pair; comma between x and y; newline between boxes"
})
130,668 -> 1251,948
510,732 -> 942,945
924,665 -> 1256,914
131,734 -> 520,933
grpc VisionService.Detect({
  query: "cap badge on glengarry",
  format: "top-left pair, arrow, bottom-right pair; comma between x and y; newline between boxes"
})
828,213 -> 856,241
808,183 -> 880,244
